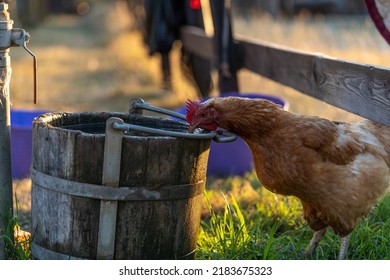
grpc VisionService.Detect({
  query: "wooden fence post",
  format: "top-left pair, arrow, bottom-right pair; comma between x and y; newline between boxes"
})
209,0 -> 239,93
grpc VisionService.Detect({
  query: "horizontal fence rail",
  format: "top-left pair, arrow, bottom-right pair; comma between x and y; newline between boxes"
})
181,26 -> 390,126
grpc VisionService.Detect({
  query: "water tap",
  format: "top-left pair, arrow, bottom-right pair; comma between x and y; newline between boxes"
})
0,1 -> 37,103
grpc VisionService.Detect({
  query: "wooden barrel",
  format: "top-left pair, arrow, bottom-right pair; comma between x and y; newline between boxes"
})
31,112 -> 210,259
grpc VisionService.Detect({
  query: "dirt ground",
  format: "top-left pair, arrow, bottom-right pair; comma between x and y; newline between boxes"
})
9,1 -> 390,231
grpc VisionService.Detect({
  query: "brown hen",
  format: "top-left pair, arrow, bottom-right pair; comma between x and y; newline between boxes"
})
186,96 -> 390,259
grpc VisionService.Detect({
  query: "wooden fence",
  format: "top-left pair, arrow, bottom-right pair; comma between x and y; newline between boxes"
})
180,25 -> 390,126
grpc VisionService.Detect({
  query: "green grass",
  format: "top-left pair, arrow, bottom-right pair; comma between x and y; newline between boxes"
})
197,172 -> 390,260
0,195 -> 32,260
4,171 -> 390,260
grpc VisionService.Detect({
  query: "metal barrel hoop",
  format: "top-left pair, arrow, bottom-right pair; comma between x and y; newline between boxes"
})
126,99 -> 237,143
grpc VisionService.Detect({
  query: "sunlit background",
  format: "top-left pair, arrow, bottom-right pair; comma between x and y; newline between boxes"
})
9,0 -> 390,120
7,1 -> 390,257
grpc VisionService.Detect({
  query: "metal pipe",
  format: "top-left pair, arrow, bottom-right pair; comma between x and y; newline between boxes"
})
0,65 -> 12,261
0,1 -> 36,259
0,1 -> 13,260
127,99 -> 237,143
130,98 -> 187,120
112,120 -> 237,143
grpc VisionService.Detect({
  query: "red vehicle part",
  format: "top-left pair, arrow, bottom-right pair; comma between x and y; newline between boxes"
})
365,0 -> 390,44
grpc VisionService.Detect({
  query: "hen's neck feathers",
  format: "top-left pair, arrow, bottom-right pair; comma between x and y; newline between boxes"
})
208,97 -> 288,138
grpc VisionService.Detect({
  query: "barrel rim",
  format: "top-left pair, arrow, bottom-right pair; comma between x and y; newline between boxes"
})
32,112 -> 191,139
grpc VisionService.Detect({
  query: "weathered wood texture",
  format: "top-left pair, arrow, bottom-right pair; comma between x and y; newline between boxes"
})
180,26 -> 390,126
181,26 -> 216,60
31,112 -> 210,259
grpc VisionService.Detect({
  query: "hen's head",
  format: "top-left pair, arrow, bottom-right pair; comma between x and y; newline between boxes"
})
186,99 -> 219,132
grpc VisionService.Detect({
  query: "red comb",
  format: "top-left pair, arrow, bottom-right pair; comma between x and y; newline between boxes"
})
186,99 -> 200,123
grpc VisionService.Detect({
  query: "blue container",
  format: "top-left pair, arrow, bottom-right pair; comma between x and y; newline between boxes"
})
177,93 -> 287,176
11,110 -> 48,178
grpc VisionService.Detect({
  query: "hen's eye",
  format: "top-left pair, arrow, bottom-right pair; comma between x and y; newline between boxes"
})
199,112 -> 206,118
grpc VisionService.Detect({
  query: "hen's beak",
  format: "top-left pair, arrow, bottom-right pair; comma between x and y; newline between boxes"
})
188,124 -> 197,133
188,121 -> 200,133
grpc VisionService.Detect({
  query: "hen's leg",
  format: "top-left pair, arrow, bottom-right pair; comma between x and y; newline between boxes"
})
304,228 -> 326,257
338,235 -> 350,260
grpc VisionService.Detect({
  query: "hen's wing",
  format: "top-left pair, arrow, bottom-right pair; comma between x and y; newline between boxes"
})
300,119 -> 365,165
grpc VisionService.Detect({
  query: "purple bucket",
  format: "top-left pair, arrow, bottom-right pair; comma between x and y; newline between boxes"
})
11,110 -> 47,178
177,93 -> 287,176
